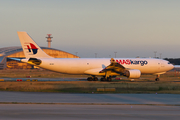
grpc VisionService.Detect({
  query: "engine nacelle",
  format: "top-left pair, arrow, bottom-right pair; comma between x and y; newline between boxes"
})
124,69 -> 141,79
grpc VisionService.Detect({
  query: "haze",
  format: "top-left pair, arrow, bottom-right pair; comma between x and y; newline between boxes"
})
0,0 -> 180,58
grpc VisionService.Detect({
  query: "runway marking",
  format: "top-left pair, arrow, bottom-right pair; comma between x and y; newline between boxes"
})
97,88 -> 116,91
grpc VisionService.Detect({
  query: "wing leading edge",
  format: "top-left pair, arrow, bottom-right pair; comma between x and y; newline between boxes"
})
99,58 -> 126,74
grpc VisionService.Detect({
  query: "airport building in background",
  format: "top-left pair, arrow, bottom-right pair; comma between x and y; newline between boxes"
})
0,34 -> 79,70
0,46 -> 79,70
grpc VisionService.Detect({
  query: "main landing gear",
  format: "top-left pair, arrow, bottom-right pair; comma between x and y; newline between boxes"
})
87,76 -> 98,81
100,76 -> 112,82
100,71 -> 113,82
87,76 -> 112,82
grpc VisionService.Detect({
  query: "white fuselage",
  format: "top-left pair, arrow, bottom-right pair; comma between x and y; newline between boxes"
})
22,58 -> 174,76
17,32 -> 174,77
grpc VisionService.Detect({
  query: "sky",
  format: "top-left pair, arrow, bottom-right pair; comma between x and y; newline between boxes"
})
0,0 -> 180,58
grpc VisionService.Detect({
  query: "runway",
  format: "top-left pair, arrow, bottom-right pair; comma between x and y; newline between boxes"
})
0,91 -> 180,105
0,92 -> 180,119
0,104 -> 180,120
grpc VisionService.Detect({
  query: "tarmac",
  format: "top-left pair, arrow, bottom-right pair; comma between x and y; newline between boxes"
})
0,104 -> 180,120
0,91 -> 180,120
0,77 -> 83,81
0,92 -> 180,105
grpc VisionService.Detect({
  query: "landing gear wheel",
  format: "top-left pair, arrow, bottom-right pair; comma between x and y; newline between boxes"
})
100,78 -> 106,81
107,77 -> 112,82
87,77 -> 93,81
155,74 -> 160,81
87,77 -> 98,81
94,77 -> 98,81
155,78 -> 159,81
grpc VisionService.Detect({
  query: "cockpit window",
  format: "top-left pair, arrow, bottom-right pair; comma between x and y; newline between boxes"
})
168,62 -> 171,64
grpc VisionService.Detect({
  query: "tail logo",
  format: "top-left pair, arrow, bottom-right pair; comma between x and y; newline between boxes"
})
25,43 -> 38,55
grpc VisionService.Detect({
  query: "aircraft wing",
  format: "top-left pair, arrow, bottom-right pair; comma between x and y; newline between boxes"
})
99,58 -> 126,74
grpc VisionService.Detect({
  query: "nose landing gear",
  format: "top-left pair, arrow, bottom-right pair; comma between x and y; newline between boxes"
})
155,74 -> 160,81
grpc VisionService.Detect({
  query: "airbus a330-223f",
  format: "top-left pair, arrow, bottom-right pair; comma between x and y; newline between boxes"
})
16,31 -> 174,81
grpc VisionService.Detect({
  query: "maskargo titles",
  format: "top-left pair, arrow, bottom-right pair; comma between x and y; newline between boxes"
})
116,59 -> 148,66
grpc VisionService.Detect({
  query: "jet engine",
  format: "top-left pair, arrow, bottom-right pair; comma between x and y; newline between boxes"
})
124,69 -> 141,79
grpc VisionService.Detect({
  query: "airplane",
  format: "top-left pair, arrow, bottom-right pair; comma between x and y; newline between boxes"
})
16,31 -> 174,81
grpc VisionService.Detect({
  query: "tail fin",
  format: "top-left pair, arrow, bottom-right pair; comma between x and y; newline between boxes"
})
17,31 -> 52,59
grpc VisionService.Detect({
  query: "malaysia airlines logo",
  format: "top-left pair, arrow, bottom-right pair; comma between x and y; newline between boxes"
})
24,43 -> 38,55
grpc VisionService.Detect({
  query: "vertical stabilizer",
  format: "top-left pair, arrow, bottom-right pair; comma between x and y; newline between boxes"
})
17,31 -> 52,58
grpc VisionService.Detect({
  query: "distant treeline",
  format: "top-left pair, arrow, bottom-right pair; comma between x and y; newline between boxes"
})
164,58 -> 180,65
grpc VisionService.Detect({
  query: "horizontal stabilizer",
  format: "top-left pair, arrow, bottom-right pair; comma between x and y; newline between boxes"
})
8,58 -> 22,62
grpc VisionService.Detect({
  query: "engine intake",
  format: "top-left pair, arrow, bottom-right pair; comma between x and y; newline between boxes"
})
124,69 -> 141,79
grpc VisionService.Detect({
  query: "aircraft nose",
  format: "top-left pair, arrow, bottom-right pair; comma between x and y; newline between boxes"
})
169,64 -> 174,70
